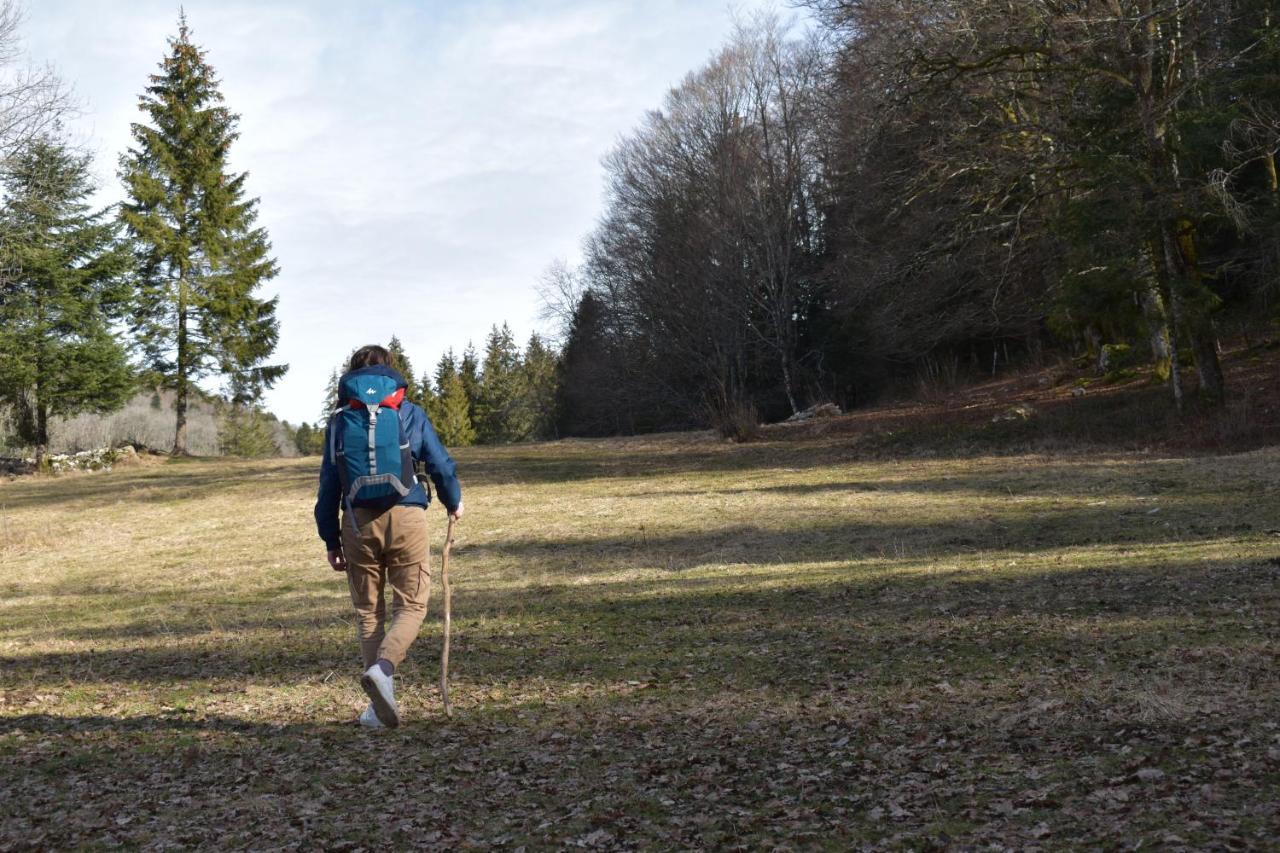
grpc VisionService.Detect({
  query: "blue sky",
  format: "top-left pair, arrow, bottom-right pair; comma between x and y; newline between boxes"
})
21,0 -> 807,424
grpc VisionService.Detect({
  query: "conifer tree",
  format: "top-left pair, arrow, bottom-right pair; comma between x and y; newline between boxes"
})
293,421 -> 323,455
218,403 -> 279,457
476,323 -> 524,443
119,15 -> 284,454
320,367 -> 341,420
434,372 -> 476,447
386,335 -> 421,402
434,348 -> 459,391
0,135 -> 134,466
521,332 -> 559,440
459,342 -> 481,417
419,370 -> 439,422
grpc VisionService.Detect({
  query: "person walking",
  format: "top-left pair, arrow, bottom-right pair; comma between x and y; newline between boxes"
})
315,344 -> 464,728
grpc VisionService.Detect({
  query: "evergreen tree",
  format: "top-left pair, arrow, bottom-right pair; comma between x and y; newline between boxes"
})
0,135 -> 134,466
520,332 -> 559,440
475,323 -> 525,443
292,421 -> 325,456
119,15 -> 284,454
434,372 -> 476,447
386,335 -> 421,402
218,403 -> 279,457
422,349 -> 454,425
459,342 -> 481,417
434,348 -> 459,391
419,369 -> 439,421
320,367 -> 341,420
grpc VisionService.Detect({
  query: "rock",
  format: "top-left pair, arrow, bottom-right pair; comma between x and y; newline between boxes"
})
785,402 -> 843,423
0,457 -> 35,476
993,403 -> 1037,423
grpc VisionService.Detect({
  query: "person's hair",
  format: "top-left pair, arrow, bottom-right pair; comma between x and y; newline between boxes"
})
348,345 -> 391,371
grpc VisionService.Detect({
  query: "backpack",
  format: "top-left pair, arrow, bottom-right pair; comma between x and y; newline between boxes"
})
329,370 -> 415,531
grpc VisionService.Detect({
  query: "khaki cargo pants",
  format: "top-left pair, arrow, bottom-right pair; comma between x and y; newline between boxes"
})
341,504 -> 431,669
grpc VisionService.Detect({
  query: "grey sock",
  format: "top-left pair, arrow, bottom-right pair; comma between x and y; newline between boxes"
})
376,659 -> 394,677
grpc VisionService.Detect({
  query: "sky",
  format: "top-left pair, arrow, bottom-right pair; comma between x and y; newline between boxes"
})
20,0 -> 808,425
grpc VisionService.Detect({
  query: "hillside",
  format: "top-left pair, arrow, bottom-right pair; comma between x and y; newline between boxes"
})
0,389 -> 298,458
768,339 -> 1280,456
2,428 -> 1278,848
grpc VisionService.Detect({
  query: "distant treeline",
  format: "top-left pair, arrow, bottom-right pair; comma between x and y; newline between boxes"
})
547,3 -> 1280,437
293,327 -> 557,454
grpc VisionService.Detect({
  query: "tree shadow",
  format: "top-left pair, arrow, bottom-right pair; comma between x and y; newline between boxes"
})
0,459 -> 315,510
463,493 -> 1268,575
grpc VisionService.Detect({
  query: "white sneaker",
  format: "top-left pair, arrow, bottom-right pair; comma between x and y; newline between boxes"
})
360,665 -> 400,728
357,703 -> 383,728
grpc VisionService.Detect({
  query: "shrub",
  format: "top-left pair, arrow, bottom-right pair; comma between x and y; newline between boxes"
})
709,399 -> 760,442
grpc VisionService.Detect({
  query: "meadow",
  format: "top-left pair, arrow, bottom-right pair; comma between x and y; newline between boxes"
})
1,431 -> 1277,849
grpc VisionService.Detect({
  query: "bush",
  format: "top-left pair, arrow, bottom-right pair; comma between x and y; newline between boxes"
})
218,406 -> 282,458
709,399 -> 760,442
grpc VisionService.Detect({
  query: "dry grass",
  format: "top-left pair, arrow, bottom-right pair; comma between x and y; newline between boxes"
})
1,432 -> 1278,849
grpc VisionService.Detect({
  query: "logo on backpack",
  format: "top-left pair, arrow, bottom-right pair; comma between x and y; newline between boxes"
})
330,371 -> 415,531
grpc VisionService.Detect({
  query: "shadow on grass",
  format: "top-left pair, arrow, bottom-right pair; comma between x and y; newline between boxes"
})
0,458 -> 316,510
467,493 -> 1268,574
5,554 -> 1274,693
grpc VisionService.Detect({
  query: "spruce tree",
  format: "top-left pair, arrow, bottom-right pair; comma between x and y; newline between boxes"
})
434,372 -> 476,447
419,370 -> 439,422
521,332 -> 559,440
476,323 -> 524,443
459,342 -> 481,418
386,335 -> 421,402
119,15 -> 284,454
320,367 -> 341,420
434,348 -> 459,391
0,135 -> 134,466
218,403 -> 279,457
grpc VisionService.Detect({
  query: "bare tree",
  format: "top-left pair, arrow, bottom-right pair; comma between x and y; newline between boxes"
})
0,1 -> 69,162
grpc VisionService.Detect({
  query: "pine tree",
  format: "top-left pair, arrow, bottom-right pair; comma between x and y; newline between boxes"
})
476,323 -> 525,443
459,342 -> 481,417
0,135 -> 134,466
434,372 -> 476,447
521,332 -> 559,440
119,15 -> 284,454
434,348 -> 459,391
386,335 -> 421,403
418,369 -> 439,421
218,403 -> 279,457
320,367 -> 341,421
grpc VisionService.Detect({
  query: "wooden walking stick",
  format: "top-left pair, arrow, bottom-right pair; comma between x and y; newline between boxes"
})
440,515 -> 456,717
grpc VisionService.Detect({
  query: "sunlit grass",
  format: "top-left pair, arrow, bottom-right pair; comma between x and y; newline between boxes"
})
1,434 -> 1278,847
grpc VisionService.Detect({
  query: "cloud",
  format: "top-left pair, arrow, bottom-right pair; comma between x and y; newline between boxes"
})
21,0 -> 803,424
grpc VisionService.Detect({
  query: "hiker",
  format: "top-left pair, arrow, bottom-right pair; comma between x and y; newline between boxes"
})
315,344 -> 464,728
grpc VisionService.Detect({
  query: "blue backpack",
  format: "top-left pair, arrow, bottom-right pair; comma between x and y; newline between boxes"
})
329,371 -> 415,531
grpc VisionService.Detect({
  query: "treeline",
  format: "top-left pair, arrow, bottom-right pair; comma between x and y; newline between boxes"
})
550,2 -> 1280,436
293,325 -> 558,454
0,9 -> 284,462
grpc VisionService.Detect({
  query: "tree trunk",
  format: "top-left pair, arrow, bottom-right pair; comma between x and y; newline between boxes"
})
34,294 -> 47,469
173,279 -> 189,456
780,355 -> 799,415
1139,246 -> 1173,379
34,385 -> 47,470
1157,229 -> 1187,412
1173,219 -> 1226,403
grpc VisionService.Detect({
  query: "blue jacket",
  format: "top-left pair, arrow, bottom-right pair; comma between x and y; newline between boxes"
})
314,365 -> 462,551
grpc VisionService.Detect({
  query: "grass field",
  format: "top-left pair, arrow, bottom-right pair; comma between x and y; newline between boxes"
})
2,431 -> 1278,849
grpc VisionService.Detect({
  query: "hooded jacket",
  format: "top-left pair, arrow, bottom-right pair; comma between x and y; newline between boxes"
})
314,365 -> 461,551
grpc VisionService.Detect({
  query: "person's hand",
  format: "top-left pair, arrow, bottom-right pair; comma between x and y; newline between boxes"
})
327,548 -> 347,572
449,501 -> 464,522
